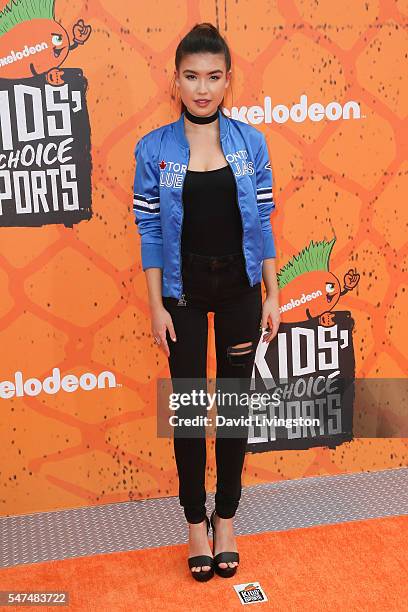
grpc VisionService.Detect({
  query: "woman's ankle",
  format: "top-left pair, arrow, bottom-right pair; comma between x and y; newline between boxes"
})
188,517 -> 207,528
214,510 -> 234,523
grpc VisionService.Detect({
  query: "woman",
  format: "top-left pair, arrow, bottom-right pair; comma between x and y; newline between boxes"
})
133,23 -> 280,581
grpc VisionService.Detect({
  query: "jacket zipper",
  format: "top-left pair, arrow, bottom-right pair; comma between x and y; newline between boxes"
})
178,149 -> 190,300
224,152 -> 252,286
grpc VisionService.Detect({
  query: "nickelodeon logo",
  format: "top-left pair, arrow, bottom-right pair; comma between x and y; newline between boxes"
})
223,94 -> 361,125
280,289 -> 323,313
0,368 -> 118,399
0,42 -> 49,68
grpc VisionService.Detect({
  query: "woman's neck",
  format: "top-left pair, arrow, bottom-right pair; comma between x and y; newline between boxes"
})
184,116 -> 219,138
184,107 -> 219,124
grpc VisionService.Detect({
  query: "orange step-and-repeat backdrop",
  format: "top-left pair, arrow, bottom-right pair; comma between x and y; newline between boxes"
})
0,0 -> 407,516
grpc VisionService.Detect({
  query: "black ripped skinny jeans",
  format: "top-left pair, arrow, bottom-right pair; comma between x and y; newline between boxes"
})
163,251 -> 262,523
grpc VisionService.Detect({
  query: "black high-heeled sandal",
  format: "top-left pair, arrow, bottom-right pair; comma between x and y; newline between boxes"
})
210,509 -> 240,578
187,515 -> 214,582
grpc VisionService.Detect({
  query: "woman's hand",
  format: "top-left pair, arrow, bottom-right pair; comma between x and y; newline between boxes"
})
150,304 -> 177,357
261,294 -> 280,343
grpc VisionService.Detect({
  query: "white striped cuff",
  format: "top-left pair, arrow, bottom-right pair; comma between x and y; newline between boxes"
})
133,193 -> 160,212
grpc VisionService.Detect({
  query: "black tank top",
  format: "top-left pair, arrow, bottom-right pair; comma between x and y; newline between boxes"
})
181,164 -> 243,256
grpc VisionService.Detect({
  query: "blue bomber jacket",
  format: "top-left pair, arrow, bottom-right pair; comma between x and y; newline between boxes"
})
133,108 -> 276,299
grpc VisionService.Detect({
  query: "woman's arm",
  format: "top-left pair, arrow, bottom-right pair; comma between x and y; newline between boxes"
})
262,258 -> 279,299
261,258 -> 280,343
133,136 -> 164,269
254,133 -> 281,342
145,268 -> 164,309
133,136 -> 176,356
144,268 -> 177,357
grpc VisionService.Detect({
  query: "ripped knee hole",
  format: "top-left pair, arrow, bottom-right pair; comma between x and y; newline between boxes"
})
227,341 -> 255,366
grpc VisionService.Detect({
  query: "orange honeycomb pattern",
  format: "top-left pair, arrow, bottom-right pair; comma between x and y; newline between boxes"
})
0,0 -> 407,516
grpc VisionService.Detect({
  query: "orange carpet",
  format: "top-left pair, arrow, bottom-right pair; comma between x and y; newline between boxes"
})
1,515 -> 407,611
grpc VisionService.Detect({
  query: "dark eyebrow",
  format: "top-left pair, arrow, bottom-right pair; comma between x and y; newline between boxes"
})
51,32 -> 62,36
182,69 -> 223,75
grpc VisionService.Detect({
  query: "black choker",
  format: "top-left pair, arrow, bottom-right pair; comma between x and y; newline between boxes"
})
185,107 -> 219,124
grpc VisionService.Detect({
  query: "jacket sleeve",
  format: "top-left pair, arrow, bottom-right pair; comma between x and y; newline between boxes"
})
133,136 -> 164,270
255,133 -> 276,259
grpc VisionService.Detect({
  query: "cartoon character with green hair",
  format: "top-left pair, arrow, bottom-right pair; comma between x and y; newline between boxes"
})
277,238 -> 360,326
0,0 -> 91,84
